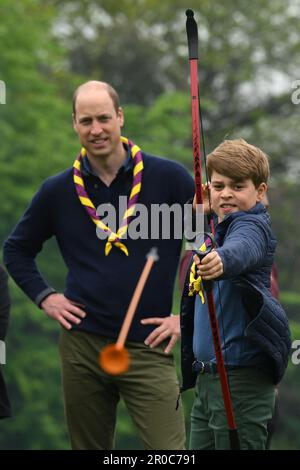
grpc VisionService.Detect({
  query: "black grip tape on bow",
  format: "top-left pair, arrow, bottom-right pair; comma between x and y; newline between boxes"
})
186,9 -> 198,59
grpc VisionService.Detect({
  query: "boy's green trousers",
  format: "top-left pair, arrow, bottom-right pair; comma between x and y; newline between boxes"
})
189,367 -> 275,450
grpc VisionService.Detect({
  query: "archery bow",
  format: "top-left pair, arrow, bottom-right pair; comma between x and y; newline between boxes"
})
186,9 -> 240,450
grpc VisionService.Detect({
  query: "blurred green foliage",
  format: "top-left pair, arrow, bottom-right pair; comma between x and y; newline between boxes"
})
1,0 -> 300,449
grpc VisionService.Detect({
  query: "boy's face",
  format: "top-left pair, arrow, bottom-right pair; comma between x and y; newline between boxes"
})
210,171 -> 267,220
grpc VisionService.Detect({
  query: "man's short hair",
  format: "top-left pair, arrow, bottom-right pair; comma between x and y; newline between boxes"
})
72,81 -> 120,116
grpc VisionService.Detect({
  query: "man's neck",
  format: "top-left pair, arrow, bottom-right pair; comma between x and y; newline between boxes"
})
87,146 -> 127,186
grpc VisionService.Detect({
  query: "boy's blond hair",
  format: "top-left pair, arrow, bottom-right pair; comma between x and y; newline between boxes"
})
207,139 -> 270,187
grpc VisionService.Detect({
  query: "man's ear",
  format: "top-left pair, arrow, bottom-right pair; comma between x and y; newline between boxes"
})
257,182 -> 268,202
72,113 -> 77,132
118,107 -> 124,128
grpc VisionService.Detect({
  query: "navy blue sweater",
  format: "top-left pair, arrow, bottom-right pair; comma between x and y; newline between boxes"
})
3,152 -> 194,342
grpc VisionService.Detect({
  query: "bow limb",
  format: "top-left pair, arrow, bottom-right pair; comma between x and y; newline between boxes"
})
186,9 -> 240,450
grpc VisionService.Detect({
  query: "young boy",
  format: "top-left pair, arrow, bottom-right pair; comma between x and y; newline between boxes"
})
180,139 -> 291,450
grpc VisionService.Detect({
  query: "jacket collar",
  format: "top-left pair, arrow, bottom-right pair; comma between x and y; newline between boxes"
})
215,202 -> 268,243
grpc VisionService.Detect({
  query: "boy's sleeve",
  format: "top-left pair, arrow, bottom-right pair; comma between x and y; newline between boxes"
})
217,216 -> 271,278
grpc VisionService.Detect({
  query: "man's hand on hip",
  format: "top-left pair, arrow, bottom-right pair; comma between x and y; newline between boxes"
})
141,314 -> 180,354
41,293 -> 86,330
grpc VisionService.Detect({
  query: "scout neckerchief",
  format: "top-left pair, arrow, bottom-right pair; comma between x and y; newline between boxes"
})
73,136 -> 143,256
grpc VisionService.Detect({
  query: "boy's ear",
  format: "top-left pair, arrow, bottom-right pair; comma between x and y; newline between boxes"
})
256,182 -> 268,202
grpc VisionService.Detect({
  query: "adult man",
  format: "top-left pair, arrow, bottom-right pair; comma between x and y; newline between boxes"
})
3,81 -> 194,449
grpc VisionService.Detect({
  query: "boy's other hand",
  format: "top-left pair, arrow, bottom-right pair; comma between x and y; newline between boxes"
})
193,183 -> 211,214
193,250 -> 223,280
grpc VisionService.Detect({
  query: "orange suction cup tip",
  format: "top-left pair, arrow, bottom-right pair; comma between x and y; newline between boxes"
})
98,344 -> 130,375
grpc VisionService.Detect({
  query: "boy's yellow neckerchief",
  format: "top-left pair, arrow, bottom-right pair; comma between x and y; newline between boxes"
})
188,242 -> 206,303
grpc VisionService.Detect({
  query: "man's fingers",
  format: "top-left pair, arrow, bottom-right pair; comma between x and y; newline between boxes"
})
68,305 -> 86,318
146,330 -> 169,349
69,300 -> 86,309
58,316 -> 73,330
62,310 -> 83,325
144,326 -> 164,346
164,335 -> 178,354
142,316 -> 179,349
45,305 -> 85,326
141,317 -> 163,325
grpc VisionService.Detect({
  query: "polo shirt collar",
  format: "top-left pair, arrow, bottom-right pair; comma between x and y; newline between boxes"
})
81,143 -> 133,177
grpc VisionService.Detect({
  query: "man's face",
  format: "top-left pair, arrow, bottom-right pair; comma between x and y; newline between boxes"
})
72,87 -> 124,160
210,171 -> 267,220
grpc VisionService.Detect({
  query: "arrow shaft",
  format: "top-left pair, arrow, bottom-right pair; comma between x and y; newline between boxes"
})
116,255 -> 156,348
